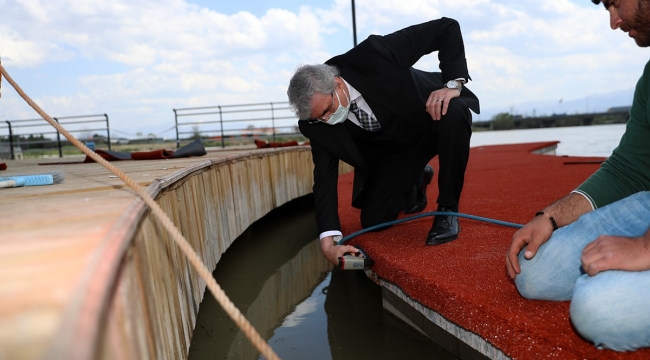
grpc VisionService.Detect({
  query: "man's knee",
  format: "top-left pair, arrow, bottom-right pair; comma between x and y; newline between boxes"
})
570,287 -> 615,349
513,250 -> 548,299
513,250 -> 574,301
570,273 -> 650,351
513,258 -> 544,300
443,98 -> 471,124
435,98 -> 471,139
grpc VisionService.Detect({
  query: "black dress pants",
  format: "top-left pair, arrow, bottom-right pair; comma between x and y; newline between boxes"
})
358,97 -> 472,228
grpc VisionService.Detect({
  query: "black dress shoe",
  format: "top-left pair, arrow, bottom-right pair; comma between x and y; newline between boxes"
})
426,208 -> 460,245
404,165 -> 434,214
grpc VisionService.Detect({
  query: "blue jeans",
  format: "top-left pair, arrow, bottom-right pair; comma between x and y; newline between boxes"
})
515,191 -> 650,351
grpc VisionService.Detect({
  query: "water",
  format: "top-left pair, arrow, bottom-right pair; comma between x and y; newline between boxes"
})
188,124 -> 625,359
188,196 -> 451,360
471,123 -> 627,157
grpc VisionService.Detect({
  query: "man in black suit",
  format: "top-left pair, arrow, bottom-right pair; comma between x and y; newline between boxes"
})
287,18 -> 480,265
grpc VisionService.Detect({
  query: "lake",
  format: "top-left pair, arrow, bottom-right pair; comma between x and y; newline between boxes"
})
471,123 -> 627,157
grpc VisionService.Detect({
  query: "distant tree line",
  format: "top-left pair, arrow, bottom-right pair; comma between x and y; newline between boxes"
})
478,111 -> 629,131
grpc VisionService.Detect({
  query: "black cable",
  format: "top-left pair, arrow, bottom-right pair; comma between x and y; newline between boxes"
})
339,211 -> 523,245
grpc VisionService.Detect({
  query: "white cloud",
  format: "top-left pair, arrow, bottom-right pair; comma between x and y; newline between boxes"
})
281,297 -> 319,328
2,0 -> 324,66
0,0 -> 646,135
0,32 -> 51,67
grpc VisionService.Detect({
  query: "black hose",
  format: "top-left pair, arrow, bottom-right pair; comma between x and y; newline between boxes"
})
339,211 -> 523,245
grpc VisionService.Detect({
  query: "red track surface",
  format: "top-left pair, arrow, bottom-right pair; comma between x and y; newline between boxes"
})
337,142 -> 650,359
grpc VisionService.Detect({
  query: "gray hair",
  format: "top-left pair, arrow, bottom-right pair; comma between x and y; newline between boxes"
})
287,64 -> 340,120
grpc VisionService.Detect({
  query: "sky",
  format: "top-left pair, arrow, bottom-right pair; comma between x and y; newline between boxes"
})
1,0 -> 648,140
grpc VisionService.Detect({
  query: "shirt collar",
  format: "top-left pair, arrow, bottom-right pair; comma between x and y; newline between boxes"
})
341,78 -> 361,103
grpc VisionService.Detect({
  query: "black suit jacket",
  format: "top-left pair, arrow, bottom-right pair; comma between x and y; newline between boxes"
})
299,18 -> 480,234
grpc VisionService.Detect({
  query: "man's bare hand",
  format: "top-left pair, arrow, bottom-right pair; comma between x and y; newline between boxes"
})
426,87 -> 460,121
581,229 -> 650,276
320,236 -> 359,266
506,215 -> 554,279
506,193 -> 592,279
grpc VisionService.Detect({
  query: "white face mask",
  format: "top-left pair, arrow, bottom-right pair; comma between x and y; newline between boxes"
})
323,90 -> 350,125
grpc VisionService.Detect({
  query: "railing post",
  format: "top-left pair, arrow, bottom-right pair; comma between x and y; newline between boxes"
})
6,121 -> 14,160
270,102 -> 276,142
351,0 -> 358,46
104,114 -> 111,151
218,106 -> 224,149
173,109 -> 180,149
53,118 -> 63,158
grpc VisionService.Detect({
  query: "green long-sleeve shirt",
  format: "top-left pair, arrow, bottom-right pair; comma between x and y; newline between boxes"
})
574,60 -> 650,209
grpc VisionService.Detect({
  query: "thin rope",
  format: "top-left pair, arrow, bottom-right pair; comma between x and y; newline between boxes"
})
0,64 -> 280,360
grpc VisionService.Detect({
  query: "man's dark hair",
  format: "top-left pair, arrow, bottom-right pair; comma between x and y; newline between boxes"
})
591,0 -> 601,4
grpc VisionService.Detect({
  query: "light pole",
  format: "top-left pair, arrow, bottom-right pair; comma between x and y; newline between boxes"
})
351,0 -> 358,46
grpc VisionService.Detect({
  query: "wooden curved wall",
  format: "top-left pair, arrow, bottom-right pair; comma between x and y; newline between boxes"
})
45,147 -> 351,359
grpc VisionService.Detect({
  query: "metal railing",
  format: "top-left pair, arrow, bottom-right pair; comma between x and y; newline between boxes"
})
173,102 -> 299,149
0,114 -> 110,160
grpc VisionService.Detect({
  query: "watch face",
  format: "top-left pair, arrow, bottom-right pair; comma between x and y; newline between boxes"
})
446,80 -> 460,89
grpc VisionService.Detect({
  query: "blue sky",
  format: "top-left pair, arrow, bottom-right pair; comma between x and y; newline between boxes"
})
1,0 -> 648,139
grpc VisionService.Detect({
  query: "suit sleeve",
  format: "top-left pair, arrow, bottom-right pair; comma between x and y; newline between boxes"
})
369,17 -> 469,83
310,140 -> 342,234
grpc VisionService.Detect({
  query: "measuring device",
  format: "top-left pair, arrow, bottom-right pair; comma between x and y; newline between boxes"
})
338,245 -> 374,270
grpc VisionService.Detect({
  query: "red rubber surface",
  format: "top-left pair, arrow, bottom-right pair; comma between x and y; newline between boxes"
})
337,141 -> 650,359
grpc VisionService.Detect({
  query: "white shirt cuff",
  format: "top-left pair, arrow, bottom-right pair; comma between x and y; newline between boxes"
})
319,230 -> 343,244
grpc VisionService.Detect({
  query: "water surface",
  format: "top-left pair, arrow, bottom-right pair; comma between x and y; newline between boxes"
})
188,196 -> 453,360
471,123 -> 626,157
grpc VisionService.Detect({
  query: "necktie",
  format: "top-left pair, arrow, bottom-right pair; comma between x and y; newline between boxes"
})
349,101 -> 381,131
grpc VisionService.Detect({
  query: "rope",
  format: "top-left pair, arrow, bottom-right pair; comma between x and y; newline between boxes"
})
340,211 -> 523,245
0,64 -> 280,360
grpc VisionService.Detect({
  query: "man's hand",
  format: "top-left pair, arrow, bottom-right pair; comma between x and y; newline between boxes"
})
426,87 -> 461,121
320,236 -> 360,266
581,228 -> 650,276
506,193 -> 593,279
506,215 -> 554,279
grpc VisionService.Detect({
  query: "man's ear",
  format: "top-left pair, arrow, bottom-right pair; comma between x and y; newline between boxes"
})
334,76 -> 342,89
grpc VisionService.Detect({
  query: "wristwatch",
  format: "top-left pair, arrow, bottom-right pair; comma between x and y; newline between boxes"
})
444,80 -> 463,91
